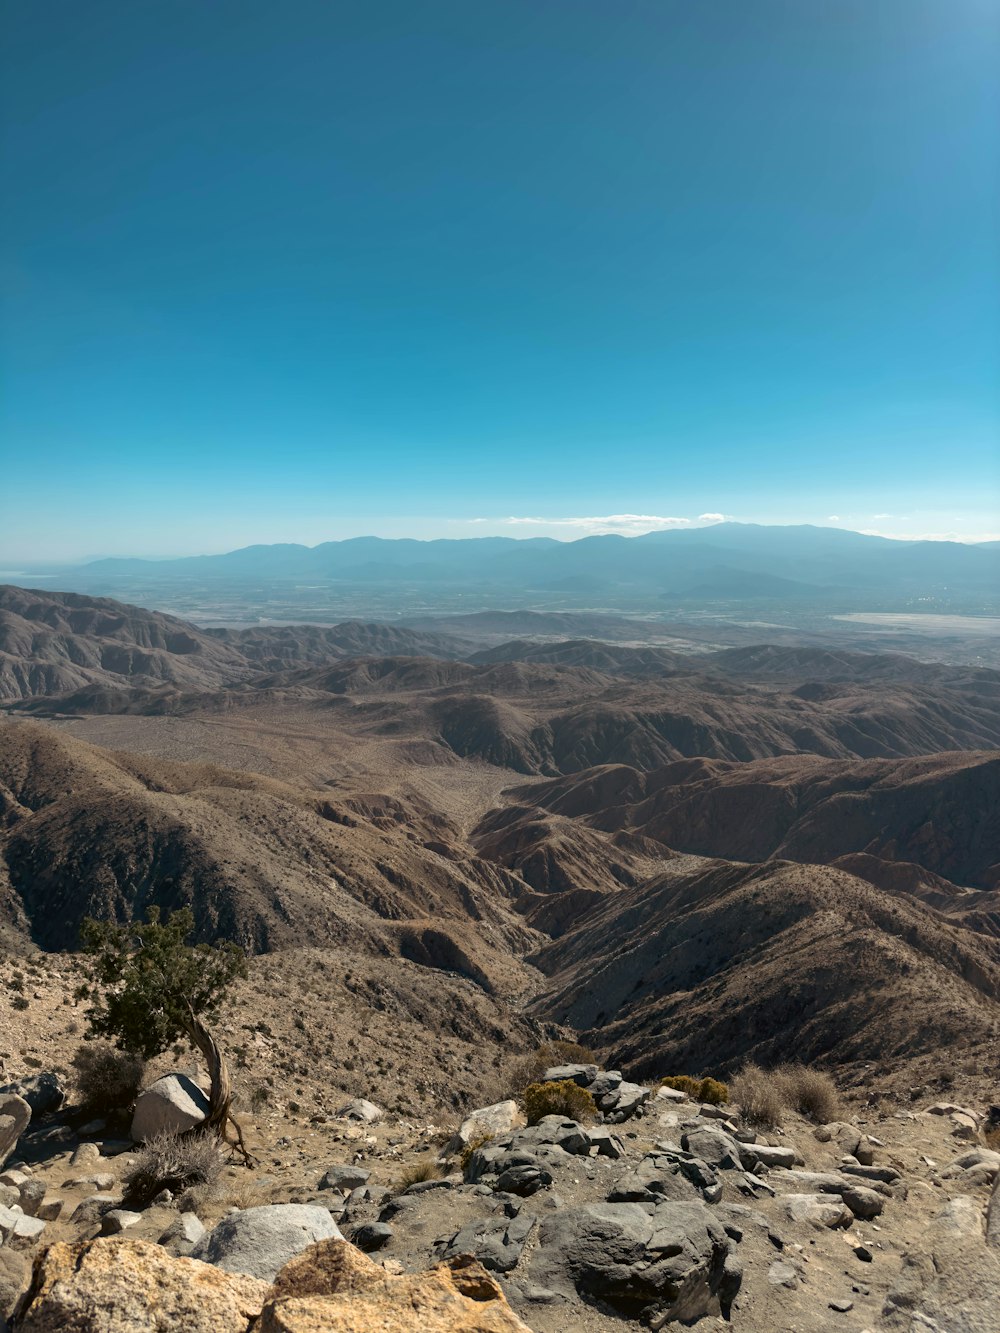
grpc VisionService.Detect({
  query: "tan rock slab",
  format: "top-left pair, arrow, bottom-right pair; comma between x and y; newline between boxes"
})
255,1239 -> 534,1331
17,1239 -> 269,1332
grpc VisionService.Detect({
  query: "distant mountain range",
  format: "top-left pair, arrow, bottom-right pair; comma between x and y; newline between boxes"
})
17,524 -> 1000,611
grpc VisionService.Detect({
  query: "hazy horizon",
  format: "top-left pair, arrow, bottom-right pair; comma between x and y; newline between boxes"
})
1,517 -> 998,571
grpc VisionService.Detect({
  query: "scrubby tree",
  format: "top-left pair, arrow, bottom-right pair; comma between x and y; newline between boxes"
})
76,906 -> 252,1162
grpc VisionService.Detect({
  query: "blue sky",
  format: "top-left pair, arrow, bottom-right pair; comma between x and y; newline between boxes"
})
2,0 -> 998,560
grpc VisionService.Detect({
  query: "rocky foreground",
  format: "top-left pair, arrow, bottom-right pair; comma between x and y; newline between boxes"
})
1,1063 -> 999,1331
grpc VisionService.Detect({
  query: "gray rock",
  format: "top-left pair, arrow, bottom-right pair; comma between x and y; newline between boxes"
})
439,1211 -> 536,1273
749,1143 -> 800,1169
336,1098 -> 383,1123
681,1127 -> 743,1172
130,1074 -> 209,1142
351,1221 -> 393,1251
782,1193 -> 853,1229
885,1195 -> 1000,1331
609,1149 -> 721,1205
158,1212 -> 207,1254
0,1073 -> 64,1118
101,1209 -> 142,1234
841,1184 -> 885,1219
606,1081 -> 651,1121
768,1260 -> 799,1288
587,1071 -> 623,1099
0,1096 -> 30,1171
318,1164 -> 371,1192
840,1162 -> 901,1184
587,1127 -> 625,1159
0,1205 -> 46,1246
70,1194 -> 121,1226
542,1064 -> 599,1087
69,1143 -> 102,1168
516,1117 -> 591,1155
531,1199 -> 737,1321
988,1172 -> 1000,1249
16,1178 -> 46,1217
190,1203 -> 341,1282
442,1100 -> 525,1158
497,1164 -> 552,1196
0,1249 -> 29,1320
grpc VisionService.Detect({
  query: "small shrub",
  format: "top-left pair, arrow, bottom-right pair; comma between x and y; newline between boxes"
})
72,1043 -> 146,1114
984,1126 -> 1000,1151
507,1041 -> 596,1094
11,996 -> 29,1012
730,1063 -> 784,1129
459,1130 -> 496,1173
776,1064 -> 840,1123
124,1131 -> 225,1206
658,1074 -> 728,1105
394,1156 -> 444,1191
523,1079 -> 597,1126
659,1075 -> 702,1098
698,1077 -> 729,1106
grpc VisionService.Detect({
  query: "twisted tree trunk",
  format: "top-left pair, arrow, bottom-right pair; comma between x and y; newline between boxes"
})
183,1006 -> 253,1166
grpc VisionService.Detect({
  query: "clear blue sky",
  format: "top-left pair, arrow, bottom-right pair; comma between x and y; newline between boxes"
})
2,0 -> 997,560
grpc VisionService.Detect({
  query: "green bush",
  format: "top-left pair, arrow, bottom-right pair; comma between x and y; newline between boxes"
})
523,1079 -> 597,1126
72,1042 -> 147,1114
507,1041 -> 596,1094
659,1075 -> 728,1105
459,1130 -> 496,1173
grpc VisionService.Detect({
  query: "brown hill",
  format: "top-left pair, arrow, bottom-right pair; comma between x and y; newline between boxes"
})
530,856 -> 1000,1079
0,720 -> 537,998
0,586 -> 467,703
512,752 -> 1000,888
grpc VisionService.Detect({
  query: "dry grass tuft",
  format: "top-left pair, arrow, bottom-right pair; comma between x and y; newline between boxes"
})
394,1156 -> 445,1191
124,1131 -> 226,1206
776,1063 -> 841,1123
731,1061 -> 841,1128
730,1062 -> 785,1129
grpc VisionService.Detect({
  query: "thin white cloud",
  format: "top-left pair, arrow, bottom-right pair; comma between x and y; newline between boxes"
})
827,515 -> 841,521
697,512 -> 729,523
467,514 -> 694,535
870,513 -> 893,519
860,528 -> 1000,543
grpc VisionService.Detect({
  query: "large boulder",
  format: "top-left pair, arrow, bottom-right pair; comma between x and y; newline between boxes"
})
0,1094 -> 30,1169
443,1100 -> 526,1158
190,1204 -> 342,1282
437,1211 -> 537,1273
256,1239 -> 533,1331
0,1074 -> 64,1118
608,1149 -> 722,1205
335,1099 -> 383,1124
884,1196 -> 1000,1331
131,1074 -> 209,1143
528,1198 -> 737,1322
14,1239 -> 268,1331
